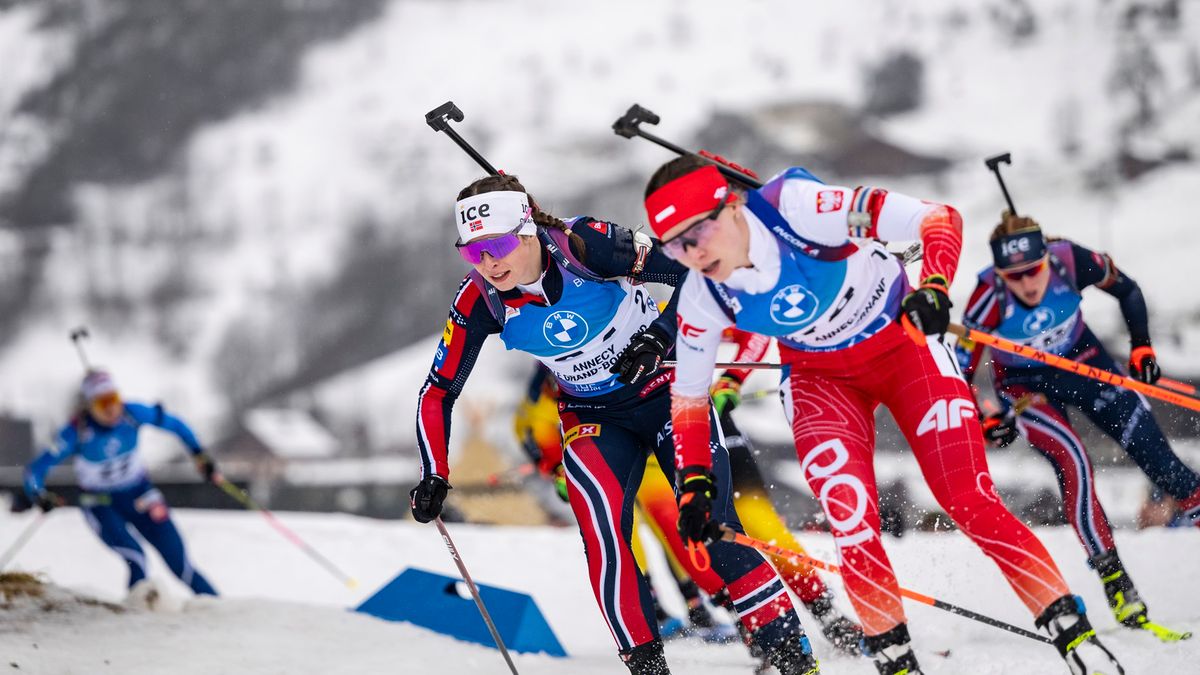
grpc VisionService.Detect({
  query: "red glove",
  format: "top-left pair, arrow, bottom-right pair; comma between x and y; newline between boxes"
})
1129,345 -> 1161,384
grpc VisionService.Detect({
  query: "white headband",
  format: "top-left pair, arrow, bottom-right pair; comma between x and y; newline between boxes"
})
81,371 -> 118,402
454,191 -> 535,243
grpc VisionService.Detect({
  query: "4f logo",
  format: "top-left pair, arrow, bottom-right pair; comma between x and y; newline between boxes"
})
678,316 -> 707,339
916,398 -> 977,436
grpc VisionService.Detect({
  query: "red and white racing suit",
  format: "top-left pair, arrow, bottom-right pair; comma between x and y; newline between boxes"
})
670,170 -> 1071,636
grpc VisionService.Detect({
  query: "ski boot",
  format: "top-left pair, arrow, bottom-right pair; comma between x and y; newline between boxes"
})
714,587 -> 770,672
805,591 -> 865,656
1091,550 -> 1192,642
1092,550 -> 1148,627
1036,595 -> 1125,675
862,624 -> 923,675
683,596 -> 738,642
620,639 -> 670,675
763,633 -> 820,675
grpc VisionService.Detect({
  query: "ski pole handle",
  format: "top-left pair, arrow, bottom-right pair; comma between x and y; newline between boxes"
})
949,324 -> 1200,413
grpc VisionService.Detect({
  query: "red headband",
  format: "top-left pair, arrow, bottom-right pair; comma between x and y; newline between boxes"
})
644,164 -> 729,239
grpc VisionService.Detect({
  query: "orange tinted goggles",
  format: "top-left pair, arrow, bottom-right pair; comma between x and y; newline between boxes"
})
998,258 -> 1048,282
89,391 -> 122,411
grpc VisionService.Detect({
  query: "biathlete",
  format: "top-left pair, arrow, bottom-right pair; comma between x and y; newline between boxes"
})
641,155 -> 1124,675
23,370 -> 219,599
514,361 -> 864,656
408,174 -> 821,675
956,211 -> 1198,642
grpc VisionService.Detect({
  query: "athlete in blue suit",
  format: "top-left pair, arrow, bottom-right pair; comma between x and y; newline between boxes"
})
24,370 -> 219,596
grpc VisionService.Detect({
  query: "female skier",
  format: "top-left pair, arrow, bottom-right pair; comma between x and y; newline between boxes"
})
641,156 -> 1124,675
23,369 -> 219,600
957,211 -> 1197,642
408,174 -> 819,674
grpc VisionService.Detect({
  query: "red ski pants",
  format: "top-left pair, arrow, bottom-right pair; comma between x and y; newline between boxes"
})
780,323 -> 1069,636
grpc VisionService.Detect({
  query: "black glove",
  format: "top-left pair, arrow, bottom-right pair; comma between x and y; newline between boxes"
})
900,275 -> 952,336
610,326 -> 670,386
1129,343 -> 1162,385
676,468 -> 723,545
193,452 -> 220,483
34,491 -> 63,513
409,475 -> 451,524
981,412 -> 1020,448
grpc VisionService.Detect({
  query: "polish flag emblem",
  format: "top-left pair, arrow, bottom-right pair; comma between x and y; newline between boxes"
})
817,190 -> 844,213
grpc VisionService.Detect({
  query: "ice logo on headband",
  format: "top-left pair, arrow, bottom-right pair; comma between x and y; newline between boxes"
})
459,202 -> 491,233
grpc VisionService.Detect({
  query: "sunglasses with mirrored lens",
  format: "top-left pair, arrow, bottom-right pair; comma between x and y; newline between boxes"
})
455,224 -> 525,265
998,258 -> 1048,281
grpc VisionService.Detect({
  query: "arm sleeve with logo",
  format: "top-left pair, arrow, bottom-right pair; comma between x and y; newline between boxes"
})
416,276 -> 502,481
1069,242 -> 1150,345
670,275 -> 732,471
23,423 -> 79,498
126,402 -> 203,454
778,178 -> 964,285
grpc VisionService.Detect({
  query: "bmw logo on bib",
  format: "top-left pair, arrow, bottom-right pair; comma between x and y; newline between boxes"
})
769,284 -> 819,326
544,310 -> 589,349
1022,307 -> 1055,335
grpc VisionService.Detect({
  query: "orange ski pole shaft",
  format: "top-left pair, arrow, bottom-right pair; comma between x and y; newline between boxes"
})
948,324 -> 1200,413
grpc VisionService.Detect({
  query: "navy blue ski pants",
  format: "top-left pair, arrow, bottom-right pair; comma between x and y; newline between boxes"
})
81,478 -> 217,595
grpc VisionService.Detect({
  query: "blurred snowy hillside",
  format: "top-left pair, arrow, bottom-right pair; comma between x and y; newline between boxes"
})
0,0 -> 1197,460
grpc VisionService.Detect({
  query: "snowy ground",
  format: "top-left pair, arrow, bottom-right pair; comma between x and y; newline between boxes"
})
1,509 -> 1197,674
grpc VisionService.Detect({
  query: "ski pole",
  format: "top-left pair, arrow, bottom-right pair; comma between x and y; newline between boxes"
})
215,478 -> 359,589
435,517 -> 520,675
69,326 -> 92,370
1157,377 -> 1197,397
426,101 -> 501,177
720,528 -> 1053,645
662,361 -> 785,370
949,324 -> 1200,413
613,104 -> 763,189
745,387 -> 781,402
984,153 -> 1018,215
0,512 -> 49,571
